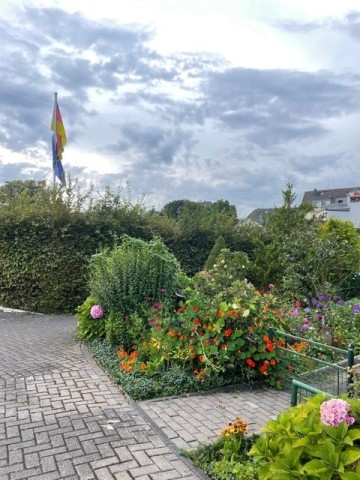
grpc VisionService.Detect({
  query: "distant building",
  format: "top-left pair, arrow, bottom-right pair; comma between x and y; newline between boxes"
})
246,208 -> 275,224
302,187 -> 360,227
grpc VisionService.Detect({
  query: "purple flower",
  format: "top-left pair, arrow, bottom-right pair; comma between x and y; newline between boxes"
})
302,317 -> 309,324
320,399 -> 356,427
90,305 -> 104,319
352,304 -> 360,314
268,284 -> 275,291
336,299 -> 345,306
300,324 -> 309,331
304,307 -> 311,313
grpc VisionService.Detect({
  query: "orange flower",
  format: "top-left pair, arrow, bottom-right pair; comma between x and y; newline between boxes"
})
248,326 -> 254,332
263,335 -> 269,342
217,309 -> 224,317
193,369 -> 199,374
270,359 -> 276,366
120,363 -> 133,372
141,363 -> 147,370
129,351 -> 139,360
168,329 -> 176,337
199,355 -> 205,362
267,340 -> 274,352
224,328 -> 232,337
221,344 -> 227,350
203,339 -> 210,345
117,349 -> 128,358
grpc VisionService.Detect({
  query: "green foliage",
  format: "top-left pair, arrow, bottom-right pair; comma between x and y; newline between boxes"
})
117,287 -> 283,389
0,180 -> 152,313
250,181 -> 360,300
250,394 -> 360,480
75,296 -> 106,341
186,419 -> 259,479
88,236 -> 181,346
205,235 -> 226,270
194,248 -> 252,305
162,199 -> 240,276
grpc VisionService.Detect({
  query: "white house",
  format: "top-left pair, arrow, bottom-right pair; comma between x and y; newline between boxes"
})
302,187 -> 360,227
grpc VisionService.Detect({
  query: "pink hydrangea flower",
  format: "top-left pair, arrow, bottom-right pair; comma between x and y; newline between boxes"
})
90,304 -> 104,319
320,399 -> 356,427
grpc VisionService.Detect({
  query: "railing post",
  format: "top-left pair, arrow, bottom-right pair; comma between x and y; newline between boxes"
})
348,348 -> 355,387
291,382 -> 298,407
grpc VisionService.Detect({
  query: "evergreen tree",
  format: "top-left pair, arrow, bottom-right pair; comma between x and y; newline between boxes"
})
205,235 -> 226,270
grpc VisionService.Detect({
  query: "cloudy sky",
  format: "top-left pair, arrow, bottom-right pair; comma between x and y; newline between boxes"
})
1,0 -> 360,216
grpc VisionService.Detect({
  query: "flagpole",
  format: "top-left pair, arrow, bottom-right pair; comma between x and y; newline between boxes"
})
53,92 -> 58,188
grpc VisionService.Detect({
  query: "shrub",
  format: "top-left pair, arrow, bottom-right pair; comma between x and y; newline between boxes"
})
205,235 -> 226,270
186,417 -> 259,480
75,296 -> 106,341
88,236 -> 181,346
250,393 -> 360,479
116,288 -> 283,388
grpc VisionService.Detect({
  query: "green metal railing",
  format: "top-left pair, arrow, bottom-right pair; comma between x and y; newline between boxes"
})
269,329 -> 354,405
291,380 -> 333,406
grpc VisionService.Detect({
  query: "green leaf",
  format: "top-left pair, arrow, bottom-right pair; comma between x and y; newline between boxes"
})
301,459 -> 329,476
339,448 -> 360,467
346,428 -> 360,442
324,422 -> 348,441
340,473 -> 360,480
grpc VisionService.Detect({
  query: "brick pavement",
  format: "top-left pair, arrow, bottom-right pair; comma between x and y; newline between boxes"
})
0,311 -> 291,479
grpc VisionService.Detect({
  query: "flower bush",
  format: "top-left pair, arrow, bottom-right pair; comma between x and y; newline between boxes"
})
76,296 -> 106,341
284,294 -> 360,352
186,417 -> 259,480
250,393 -> 360,479
117,288 -> 284,388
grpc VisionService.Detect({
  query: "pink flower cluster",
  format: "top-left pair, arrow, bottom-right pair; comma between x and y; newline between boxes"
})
90,304 -> 104,319
320,399 -> 356,427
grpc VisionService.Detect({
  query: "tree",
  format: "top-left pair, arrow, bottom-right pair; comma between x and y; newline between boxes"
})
0,180 -> 47,204
205,235 -> 226,270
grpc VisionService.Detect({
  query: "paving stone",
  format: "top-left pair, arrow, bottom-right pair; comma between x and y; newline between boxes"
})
0,311 -> 291,480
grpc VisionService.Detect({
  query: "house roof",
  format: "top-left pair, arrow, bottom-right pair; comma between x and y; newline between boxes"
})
302,187 -> 360,203
247,208 -> 275,223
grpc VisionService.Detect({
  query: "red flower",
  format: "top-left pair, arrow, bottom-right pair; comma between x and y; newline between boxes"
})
224,328 -> 232,337
193,305 -> 199,311
267,340 -> 274,352
259,362 -> 268,372
295,300 -> 302,308
194,319 -> 201,326
246,359 -> 256,368
168,329 -> 176,337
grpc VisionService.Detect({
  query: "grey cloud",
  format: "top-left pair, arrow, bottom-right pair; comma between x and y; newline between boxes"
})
105,123 -> 195,166
201,68 -> 360,145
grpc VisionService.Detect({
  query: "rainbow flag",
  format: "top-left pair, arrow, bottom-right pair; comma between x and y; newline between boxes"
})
51,94 -> 67,186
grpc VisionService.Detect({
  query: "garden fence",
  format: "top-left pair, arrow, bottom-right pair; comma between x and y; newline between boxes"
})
269,329 -> 355,405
